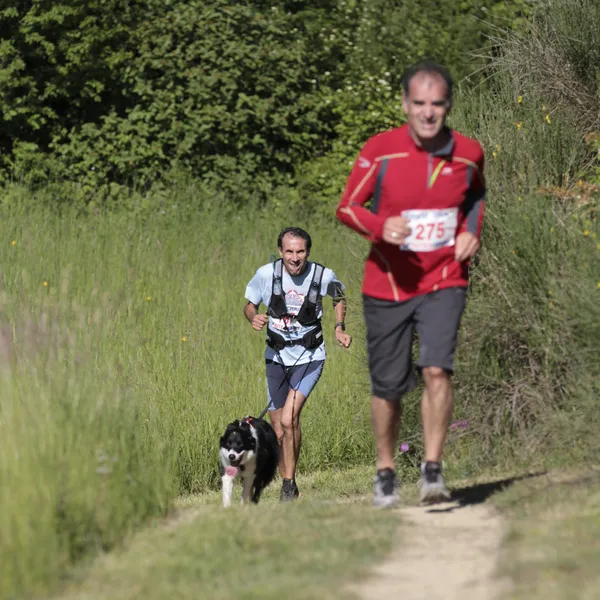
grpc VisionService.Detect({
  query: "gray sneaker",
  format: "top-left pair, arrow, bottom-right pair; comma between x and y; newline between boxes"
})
280,478 -> 299,502
372,468 -> 399,509
419,461 -> 451,505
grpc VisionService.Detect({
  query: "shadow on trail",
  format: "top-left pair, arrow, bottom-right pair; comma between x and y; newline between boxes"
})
452,472 -> 546,506
425,471 -> 546,513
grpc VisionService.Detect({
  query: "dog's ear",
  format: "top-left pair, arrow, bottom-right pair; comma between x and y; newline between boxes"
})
220,421 -> 237,444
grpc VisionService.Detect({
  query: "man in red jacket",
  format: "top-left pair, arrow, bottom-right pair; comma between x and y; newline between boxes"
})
336,60 -> 485,508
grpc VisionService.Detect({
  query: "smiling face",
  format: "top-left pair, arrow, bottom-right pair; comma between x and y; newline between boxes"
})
278,233 -> 309,277
402,73 -> 451,146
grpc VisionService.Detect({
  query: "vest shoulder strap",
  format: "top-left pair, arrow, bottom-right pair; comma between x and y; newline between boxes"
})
307,262 -> 325,305
272,258 -> 283,297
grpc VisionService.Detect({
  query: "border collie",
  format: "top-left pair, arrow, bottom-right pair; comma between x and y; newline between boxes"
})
219,416 -> 278,507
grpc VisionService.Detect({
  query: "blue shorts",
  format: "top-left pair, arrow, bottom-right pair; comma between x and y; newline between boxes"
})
266,359 -> 325,410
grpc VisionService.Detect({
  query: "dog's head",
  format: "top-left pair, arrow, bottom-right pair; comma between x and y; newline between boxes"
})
220,420 -> 257,471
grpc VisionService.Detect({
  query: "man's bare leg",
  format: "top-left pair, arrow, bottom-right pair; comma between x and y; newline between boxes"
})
371,395 -> 402,508
269,408 -> 285,477
421,366 -> 453,462
371,395 -> 402,471
420,366 -> 453,503
280,389 -> 308,481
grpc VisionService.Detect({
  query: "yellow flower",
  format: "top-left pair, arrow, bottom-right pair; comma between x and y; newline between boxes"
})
597,282 -> 600,289
492,151 -> 497,160
181,336 -> 187,342
146,296 -> 151,301
550,227 -> 554,233
517,95 -> 523,104
11,240 -> 16,246
511,250 -> 515,254
515,121 -> 523,131
495,144 -> 501,152
584,230 -> 590,236
43,281 -> 48,287
545,114 -> 551,124
517,196 -> 522,202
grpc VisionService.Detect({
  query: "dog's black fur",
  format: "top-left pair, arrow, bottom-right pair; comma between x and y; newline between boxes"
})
219,416 -> 278,506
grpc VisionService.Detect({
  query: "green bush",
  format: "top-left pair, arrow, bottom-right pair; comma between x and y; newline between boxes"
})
1,0 -> 530,203
490,0 -> 600,132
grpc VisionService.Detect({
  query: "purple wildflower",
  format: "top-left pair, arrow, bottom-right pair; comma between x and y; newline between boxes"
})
449,419 -> 469,432
400,442 -> 410,453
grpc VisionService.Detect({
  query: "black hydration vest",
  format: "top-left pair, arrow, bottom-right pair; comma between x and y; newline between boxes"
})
266,259 -> 325,351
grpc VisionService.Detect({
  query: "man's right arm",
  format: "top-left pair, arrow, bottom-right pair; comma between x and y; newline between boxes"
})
244,268 -> 269,331
244,301 -> 258,323
335,141 -> 385,242
335,139 -> 411,245
244,301 -> 269,331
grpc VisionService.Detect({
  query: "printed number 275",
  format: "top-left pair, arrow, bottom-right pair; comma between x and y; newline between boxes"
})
415,222 -> 445,240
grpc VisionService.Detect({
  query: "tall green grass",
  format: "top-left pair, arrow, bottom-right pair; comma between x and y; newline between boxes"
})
440,77 -> 599,475
1,133 -> 596,596
0,197 -> 378,597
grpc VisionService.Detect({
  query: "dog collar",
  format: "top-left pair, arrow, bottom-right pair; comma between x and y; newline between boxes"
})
241,416 -> 255,428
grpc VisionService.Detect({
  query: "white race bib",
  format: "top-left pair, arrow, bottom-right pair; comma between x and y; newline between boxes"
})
400,208 -> 458,252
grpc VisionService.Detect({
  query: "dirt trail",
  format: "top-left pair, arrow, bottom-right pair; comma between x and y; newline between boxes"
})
350,500 -> 511,600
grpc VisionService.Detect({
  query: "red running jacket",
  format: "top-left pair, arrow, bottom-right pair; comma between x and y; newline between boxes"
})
336,124 -> 485,302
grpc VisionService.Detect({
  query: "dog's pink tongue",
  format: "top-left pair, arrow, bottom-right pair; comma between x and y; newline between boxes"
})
225,466 -> 238,477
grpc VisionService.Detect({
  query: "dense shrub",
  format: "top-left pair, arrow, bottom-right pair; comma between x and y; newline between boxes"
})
1,0 -> 530,201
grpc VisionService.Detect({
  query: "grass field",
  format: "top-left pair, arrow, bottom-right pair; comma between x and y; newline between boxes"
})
494,467 -> 600,600
0,200 -> 383,597
1,177 -> 596,597
50,467 -> 399,600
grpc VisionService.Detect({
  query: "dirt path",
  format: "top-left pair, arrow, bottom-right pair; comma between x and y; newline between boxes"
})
349,499 -> 511,600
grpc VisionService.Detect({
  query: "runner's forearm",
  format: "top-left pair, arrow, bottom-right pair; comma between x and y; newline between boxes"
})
244,301 -> 259,324
462,190 -> 485,237
334,299 -> 347,330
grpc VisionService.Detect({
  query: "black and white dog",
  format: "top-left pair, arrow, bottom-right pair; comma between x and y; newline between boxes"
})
219,416 -> 278,507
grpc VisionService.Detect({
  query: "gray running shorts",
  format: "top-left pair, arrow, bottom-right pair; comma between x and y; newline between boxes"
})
266,359 -> 325,410
362,287 -> 467,402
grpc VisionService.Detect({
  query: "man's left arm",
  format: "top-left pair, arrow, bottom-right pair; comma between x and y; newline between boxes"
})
455,149 -> 486,262
327,278 -> 352,348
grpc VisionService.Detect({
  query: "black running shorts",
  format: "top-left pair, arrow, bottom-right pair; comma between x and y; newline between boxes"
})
362,287 -> 467,402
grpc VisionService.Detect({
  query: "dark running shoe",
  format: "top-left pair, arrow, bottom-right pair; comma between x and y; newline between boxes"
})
280,478 -> 300,502
372,468 -> 399,509
419,461 -> 452,505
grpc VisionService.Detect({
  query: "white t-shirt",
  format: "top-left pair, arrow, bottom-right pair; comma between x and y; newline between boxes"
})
245,261 -> 345,365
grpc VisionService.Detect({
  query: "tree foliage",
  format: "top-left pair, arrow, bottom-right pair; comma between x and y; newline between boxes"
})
0,0 -> 530,202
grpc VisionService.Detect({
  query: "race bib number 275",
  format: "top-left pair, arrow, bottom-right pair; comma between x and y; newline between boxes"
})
400,208 -> 458,252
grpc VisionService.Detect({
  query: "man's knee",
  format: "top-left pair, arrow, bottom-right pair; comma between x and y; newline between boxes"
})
281,414 -> 300,434
274,427 -> 284,446
422,366 -> 450,387
422,365 -> 448,377
372,378 -> 415,403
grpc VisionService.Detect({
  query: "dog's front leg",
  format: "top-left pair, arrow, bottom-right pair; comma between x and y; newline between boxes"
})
222,474 -> 235,508
241,473 -> 253,505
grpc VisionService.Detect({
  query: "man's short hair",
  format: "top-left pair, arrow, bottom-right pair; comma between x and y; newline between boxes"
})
277,227 -> 312,251
402,60 -> 454,103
